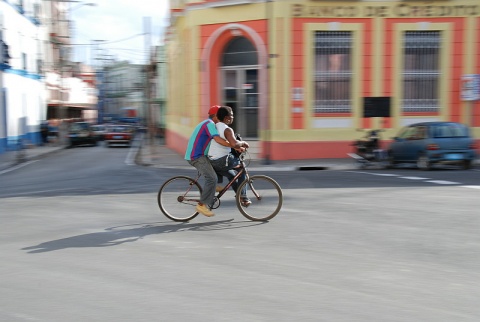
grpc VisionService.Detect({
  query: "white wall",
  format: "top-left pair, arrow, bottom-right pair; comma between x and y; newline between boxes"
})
1,0 -> 46,147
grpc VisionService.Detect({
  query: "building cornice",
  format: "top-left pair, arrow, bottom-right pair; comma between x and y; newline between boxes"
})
186,0 -> 264,12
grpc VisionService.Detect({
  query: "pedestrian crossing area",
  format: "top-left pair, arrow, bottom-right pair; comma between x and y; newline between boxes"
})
347,171 -> 480,190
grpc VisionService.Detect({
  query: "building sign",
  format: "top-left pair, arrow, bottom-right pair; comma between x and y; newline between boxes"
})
461,75 -> 480,101
292,4 -> 479,18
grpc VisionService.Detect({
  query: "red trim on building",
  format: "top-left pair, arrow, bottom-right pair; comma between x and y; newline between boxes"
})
264,140 -> 355,160
291,19 -> 304,130
165,129 -> 187,157
474,17 -> 480,127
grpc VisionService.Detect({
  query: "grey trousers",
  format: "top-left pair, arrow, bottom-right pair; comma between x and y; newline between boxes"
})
188,155 -> 216,207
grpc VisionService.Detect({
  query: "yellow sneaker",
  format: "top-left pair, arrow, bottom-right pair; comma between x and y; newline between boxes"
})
215,185 -> 224,192
196,204 -> 215,217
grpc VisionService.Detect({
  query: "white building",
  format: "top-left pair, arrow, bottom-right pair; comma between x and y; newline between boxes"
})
0,0 -> 99,154
1,0 -> 46,152
100,61 -> 145,123
42,0 -> 97,123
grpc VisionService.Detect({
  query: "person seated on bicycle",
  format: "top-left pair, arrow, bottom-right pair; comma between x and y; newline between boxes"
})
208,106 -> 251,207
185,105 -> 231,217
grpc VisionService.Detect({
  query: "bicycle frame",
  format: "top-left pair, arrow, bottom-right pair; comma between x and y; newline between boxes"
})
158,151 -> 283,222
217,167 -> 243,196
184,153 -> 259,204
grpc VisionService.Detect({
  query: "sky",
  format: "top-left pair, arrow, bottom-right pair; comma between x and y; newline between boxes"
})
70,0 -> 170,66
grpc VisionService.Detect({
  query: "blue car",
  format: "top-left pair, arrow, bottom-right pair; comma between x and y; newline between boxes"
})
387,122 -> 476,170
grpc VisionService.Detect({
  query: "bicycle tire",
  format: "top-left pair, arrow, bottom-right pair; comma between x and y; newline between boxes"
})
236,175 -> 283,221
157,176 -> 202,222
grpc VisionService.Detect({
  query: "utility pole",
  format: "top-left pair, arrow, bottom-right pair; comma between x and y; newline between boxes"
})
143,16 -> 154,146
263,0 -> 273,165
0,19 -> 7,154
92,39 -> 106,123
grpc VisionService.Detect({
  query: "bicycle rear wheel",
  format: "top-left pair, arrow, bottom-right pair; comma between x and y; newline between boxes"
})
236,175 -> 283,221
158,176 -> 202,222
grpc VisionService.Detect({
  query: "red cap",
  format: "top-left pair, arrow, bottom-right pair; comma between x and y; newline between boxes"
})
208,105 -> 220,115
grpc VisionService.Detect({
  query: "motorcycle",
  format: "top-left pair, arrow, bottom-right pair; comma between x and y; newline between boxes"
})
348,129 -> 388,168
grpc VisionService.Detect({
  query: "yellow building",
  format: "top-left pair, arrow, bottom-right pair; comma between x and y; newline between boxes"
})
166,0 -> 480,160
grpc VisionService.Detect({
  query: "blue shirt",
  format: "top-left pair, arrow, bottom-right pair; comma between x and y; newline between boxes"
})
184,119 -> 219,161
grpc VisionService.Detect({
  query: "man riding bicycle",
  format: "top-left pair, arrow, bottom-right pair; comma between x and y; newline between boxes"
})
184,105 -> 230,217
208,106 -> 251,207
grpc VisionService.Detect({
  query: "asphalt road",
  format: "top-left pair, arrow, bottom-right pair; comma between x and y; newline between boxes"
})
1,144 -> 479,321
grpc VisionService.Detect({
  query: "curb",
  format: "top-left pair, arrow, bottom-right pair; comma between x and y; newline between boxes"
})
29,146 -> 66,161
297,166 -> 329,171
0,146 -> 66,173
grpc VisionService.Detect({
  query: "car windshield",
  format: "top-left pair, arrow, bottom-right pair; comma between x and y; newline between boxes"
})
432,123 -> 469,138
70,123 -> 90,131
397,126 -> 417,139
111,126 -> 130,133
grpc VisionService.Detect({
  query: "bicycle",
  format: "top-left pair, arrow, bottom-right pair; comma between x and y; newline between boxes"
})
157,151 -> 283,222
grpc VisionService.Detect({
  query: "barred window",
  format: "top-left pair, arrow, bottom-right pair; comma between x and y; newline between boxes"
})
402,31 -> 441,113
314,31 -> 352,113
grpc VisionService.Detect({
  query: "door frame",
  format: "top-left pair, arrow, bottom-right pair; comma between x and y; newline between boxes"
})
220,66 -> 259,139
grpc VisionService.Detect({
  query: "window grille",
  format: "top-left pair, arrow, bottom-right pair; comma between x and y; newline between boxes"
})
314,31 -> 352,113
402,31 -> 441,113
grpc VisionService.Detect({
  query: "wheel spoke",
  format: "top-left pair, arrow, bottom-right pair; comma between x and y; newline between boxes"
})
236,175 -> 283,221
158,176 -> 201,222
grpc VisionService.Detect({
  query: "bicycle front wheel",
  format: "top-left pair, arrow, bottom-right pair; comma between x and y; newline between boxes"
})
236,175 -> 283,221
157,176 -> 202,222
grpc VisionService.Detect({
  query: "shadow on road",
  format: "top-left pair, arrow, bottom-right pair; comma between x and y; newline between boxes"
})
21,219 -> 267,253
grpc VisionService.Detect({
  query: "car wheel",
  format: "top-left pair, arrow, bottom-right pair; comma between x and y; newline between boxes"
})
462,160 -> 471,170
385,150 -> 396,169
416,154 -> 431,171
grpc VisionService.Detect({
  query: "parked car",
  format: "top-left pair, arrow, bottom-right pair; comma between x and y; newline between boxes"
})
104,125 -> 134,147
387,122 -> 476,170
68,122 -> 97,147
91,124 -> 107,141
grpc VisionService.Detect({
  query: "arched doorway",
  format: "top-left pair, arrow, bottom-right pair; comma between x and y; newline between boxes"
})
220,37 -> 259,139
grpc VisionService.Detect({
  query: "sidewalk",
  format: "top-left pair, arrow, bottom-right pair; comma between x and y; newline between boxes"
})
0,143 -> 66,173
136,136 -> 480,171
138,137 -> 356,171
2,136 -> 478,173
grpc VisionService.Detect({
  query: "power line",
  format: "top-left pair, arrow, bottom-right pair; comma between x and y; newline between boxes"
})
68,33 -> 146,46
